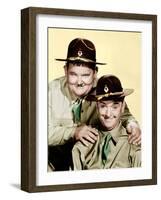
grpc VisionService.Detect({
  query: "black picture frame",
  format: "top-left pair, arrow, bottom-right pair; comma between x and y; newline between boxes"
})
21,7 -> 157,192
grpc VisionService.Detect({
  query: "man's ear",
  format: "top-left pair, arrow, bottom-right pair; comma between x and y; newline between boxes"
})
96,102 -> 100,116
93,70 -> 98,86
121,100 -> 125,113
94,70 -> 98,79
96,102 -> 98,109
64,65 -> 67,76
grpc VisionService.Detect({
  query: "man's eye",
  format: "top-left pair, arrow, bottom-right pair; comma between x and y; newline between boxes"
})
82,74 -> 90,77
112,105 -> 119,109
100,104 -> 105,108
69,73 -> 76,76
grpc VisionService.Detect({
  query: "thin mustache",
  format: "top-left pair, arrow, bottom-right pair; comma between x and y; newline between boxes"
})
68,80 -> 93,87
69,83 -> 85,87
103,115 -> 117,119
77,83 -> 85,87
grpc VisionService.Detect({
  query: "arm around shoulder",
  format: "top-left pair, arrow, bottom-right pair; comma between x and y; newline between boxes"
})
48,78 -> 76,145
130,144 -> 141,167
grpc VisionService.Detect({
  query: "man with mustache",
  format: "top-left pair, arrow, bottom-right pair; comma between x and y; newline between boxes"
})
48,38 -> 141,171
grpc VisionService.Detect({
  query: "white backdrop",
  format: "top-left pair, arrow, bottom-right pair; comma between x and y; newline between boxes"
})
0,0 -> 160,199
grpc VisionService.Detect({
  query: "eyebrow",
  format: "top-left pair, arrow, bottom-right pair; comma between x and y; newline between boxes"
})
113,101 -> 120,104
69,71 -> 91,76
99,101 -> 120,105
99,101 -> 106,104
69,71 -> 76,75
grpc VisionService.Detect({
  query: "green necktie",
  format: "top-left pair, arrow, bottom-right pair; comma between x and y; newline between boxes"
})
72,98 -> 82,123
102,134 -> 112,166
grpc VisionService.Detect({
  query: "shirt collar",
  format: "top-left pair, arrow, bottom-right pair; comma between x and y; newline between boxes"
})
100,122 -> 128,144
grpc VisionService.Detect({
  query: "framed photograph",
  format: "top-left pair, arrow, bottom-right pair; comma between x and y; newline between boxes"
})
21,7 -> 157,192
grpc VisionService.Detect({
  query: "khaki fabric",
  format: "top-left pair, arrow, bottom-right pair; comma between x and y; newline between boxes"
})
48,76 -> 97,146
72,123 -> 141,170
48,76 -> 137,146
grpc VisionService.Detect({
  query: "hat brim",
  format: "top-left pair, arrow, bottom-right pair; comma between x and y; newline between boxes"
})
55,57 -> 106,65
86,89 -> 134,101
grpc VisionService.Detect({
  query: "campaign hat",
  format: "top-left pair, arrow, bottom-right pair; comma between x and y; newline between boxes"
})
87,75 -> 134,101
56,38 -> 106,65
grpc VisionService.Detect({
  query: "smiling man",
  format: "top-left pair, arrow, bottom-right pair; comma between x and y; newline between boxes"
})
72,75 -> 141,170
48,38 -> 141,171
98,100 -> 123,131
65,63 -> 96,97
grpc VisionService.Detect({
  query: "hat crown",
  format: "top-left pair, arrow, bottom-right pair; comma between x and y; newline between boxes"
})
67,38 -> 96,62
55,38 -> 106,65
96,75 -> 123,96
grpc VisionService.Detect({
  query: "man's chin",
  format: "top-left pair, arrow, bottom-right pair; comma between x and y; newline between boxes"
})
74,90 -> 87,97
76,93 -> 86,98
102,122 -> 113,130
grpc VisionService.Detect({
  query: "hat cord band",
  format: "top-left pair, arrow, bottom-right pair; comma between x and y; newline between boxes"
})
67,57 -> 96,63
97,91 -> 124,100
80,39 -> 95,51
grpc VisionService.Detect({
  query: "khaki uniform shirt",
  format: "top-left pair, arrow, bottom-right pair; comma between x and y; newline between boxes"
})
72,123 -> 141,170
48,76 -> 137,146
48,76 -> 97,146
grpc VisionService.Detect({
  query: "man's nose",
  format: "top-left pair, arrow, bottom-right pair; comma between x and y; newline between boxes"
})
77,76 -> 83,84
105,107 -> 112,117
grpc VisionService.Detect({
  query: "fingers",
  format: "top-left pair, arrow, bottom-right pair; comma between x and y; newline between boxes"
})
88,127 -> 99,136
126,122 -> 141,145
79,130 -> 98,145
74,125 -> 99,145
128,127 -> 141,145
80,138 -> 90,147
83,131 -> 98,143
128,134 -> 141,145
132,135 -> 141,145
128,134 -> 134,144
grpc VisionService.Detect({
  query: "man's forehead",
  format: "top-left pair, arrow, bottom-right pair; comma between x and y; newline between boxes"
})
98,100 -> 122,105
67,63 -> 95,72
68,62 -> 93,68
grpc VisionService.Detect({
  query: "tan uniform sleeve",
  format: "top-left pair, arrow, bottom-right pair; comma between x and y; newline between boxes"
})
72,142 -> 90,170
130,144 -> 141,167
121,102 -> 139,127
48,123 -> 76,146
48,79 -> 76,146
